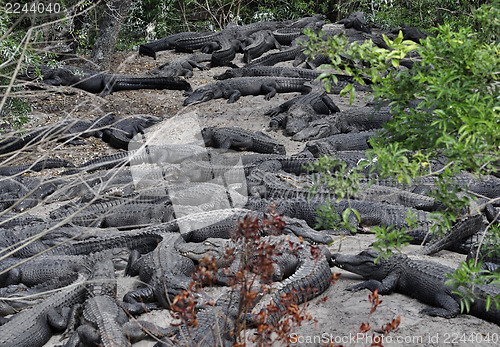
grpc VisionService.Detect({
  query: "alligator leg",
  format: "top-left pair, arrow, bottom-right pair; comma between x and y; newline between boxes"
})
420,293 -> 460,318
122,287 -> 162,315
261,82 -> 278,100
227,90 -> 242,103
346,273 -> 399,294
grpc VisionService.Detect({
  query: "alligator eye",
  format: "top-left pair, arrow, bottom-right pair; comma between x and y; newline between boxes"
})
204,241 -> 212,246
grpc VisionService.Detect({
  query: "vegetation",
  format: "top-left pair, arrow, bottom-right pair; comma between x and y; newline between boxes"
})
332,0 -> 492,30
304,2 -> 500,309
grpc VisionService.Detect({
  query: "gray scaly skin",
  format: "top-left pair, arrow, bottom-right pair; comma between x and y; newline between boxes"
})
210,35 -> 242,68
63,260 -> 131,347
214,65 -> 322,80
293,105 -> 391,141
151,289 -> 251,347
183,77 -> 310,105
267,89 -> 341,136
0,114 -> 114,155
201,126 -> 286,155
244,47 -> 304,68
123,233 -> 197,311
337,11 -> 371,34
264,235 -> 333,326
149,53 -> 211,78
101,115 -> 161,150
138,32 -> 200,58
0,273 -> 88,347
19,65 -> 192,96
242,30 -> 281,64
0,158 -> 74,177
51,198 -> 174,229
305,130 -> 379,156
65,144 -> 207,174
331,249 -> 500,325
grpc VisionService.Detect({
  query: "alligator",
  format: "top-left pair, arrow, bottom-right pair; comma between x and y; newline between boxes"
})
242,30 -> 281,64
19,65 -> 192,96
214,65 -> 322,80
50,198 -> 175,228
0,254 -> 91,287
415,214 -> 485,255
0,114 -> 115,155
337,11 -> 371,34
0,274 -> 79,316
0,158 -> 74,177
305,130 -> 379,155
266,87 -> 341,136
174,31 -> 221,53
0,272 -> 88,347
201,126 -> 286,155
100,115 -> 162,150
292,105 -> 392,141
150,289 -> 254,347
245,196 -> 432,233
210,35 -> 243,68
123,233 -> 198,311
65,144 -> 207,174
364,172 -> 500,203
392,25 -> 428,43
138,31 -> 201,58
331,249 -> 500,324
149,53 -> 211,78
246,168 -> 441,211
62,260 -> 132,347
244,46 -> 304,68
183,77 -> 310,105
0,175 -> 64,212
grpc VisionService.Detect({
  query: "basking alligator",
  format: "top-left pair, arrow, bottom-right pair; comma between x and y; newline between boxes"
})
63,260 -> 132,347
123,233 -> 199,311
292,105 -> 392,141
305,130 -> 379,155
332,249 -> 500,325
201,126 -> 286,154
266,86 -> 341,136
138,31 -> 201,58
0,158 -> 74,177
0,114 -> 115,155
242,30 -> 281,64
0,273 -> 88,347
101,115 -> 161,150
151,289 -> 253,346
214,65 -> 322,80
149,53 -> 211,78
183,77 -> 310,105
19,65 -> 192,96
337,11 -> 371,34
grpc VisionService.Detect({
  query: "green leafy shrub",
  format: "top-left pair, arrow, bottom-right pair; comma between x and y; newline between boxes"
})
305,2 -> 500,310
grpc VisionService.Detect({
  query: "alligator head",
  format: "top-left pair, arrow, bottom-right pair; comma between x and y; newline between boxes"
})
175,238 -> 232,268
331,249 -> 390,280
183,86 -> 217,106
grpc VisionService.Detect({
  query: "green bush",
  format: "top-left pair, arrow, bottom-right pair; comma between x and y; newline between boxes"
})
332,0 -> 491,30
305,2 -> 500,309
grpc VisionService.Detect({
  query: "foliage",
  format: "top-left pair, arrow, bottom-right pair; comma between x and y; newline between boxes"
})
305,2 -> 500,309
302,28 -> 418,104
332,0 -> 491,30
370,211 -> 416,262
445,258 -> 500,313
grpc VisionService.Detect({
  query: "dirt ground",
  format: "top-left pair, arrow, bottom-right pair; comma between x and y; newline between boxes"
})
13,28 -> 500,346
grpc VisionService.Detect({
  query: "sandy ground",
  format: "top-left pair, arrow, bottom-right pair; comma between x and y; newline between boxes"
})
11,28 -> 500,346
